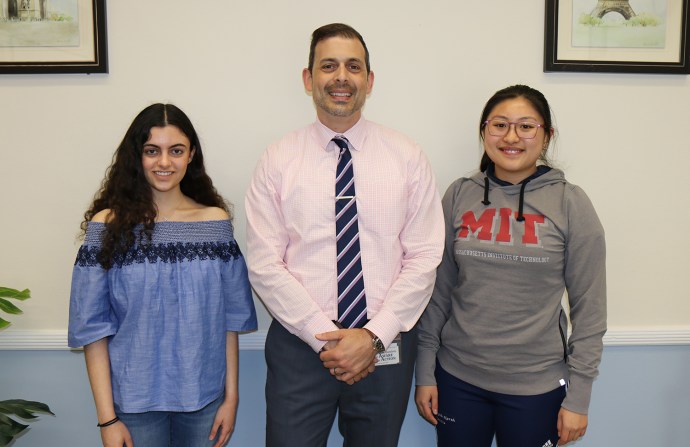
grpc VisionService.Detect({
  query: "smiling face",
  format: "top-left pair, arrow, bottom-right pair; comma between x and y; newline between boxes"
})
141,125 -> 194,196
481,97 -> 550,184
303,36 -> 374,133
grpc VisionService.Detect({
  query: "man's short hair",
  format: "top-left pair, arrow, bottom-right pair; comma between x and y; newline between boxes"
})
307,23 -> 370,73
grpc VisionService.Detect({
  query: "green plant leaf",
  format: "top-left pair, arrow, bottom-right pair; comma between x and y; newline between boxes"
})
0,292 -> 48,447
0,411 -> 28,437
0,298 -> 22,316
0,405 -> 35,420
0,400 -> 53,446
0,432 -> 15,447
0,288 -> 30,301
0,287 -> 31,329
0,400 -> 54,418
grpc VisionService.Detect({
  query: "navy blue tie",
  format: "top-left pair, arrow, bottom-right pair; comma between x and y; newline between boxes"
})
333,136 -> 367,328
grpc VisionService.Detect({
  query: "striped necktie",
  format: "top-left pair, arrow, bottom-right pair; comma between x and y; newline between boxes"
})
333,136 -> 367,328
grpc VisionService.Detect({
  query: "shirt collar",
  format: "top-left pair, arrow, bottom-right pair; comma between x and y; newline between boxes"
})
313,116 -> 367,152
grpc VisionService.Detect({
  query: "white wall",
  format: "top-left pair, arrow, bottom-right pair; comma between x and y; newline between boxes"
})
1,0 -> 689,335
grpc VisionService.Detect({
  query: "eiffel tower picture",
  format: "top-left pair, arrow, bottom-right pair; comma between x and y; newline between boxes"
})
590,0 -> 637,20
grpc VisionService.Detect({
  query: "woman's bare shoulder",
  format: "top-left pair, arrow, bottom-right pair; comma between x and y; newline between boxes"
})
91,209 -> 113,223
196,206 -> 230,221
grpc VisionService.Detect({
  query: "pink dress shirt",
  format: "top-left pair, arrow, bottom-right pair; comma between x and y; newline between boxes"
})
245,117 -> 444,352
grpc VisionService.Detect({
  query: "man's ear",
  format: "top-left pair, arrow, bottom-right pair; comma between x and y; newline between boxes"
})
303,68 -> 313,94
366,70 -> 375,95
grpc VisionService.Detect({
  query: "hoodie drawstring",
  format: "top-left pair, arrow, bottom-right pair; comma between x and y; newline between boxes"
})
482,177 -> 491,205
516,179 -> 530,222
483,165 -> 550,221
484,174 -> 529,222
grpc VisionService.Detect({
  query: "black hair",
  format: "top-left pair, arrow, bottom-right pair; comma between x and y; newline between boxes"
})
478,85 -> 554,171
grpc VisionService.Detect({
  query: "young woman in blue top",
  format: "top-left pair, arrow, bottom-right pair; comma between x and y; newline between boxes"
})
68,103 -> 257,447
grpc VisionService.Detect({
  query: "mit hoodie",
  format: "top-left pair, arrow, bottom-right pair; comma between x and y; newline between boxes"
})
416,167 -> 606,414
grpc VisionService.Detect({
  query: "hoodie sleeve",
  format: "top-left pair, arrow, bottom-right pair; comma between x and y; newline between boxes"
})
562,184 -> 607,414
415,179 -> 464,386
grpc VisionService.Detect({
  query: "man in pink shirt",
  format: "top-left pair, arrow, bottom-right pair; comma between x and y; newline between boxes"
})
245,23 -> 444,447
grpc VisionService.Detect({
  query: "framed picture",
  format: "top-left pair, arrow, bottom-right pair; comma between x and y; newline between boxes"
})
0,0 -> 107,74
544,0 -> 690,74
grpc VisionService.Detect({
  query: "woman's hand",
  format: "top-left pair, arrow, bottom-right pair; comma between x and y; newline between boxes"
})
100,421 -> 133,447
557,407 -> 588,445
209,396 -> 238,447
414,385 -> 439,425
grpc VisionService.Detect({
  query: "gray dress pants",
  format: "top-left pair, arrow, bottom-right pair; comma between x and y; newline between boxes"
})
265,319 -> 417,447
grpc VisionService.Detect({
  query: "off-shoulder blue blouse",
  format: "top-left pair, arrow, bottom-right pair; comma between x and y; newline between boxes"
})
68,220 -> 257,413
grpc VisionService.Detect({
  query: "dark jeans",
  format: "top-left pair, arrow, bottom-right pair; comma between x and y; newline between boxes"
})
116,394 -> 224,447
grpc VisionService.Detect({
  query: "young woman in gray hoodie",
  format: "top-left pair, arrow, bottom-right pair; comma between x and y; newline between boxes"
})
415,85 -> 606,447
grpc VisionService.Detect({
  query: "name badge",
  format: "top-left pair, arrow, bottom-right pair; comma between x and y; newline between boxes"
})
375,334 -> 402,366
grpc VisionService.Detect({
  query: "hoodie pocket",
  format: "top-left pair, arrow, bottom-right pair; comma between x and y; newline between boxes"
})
558,308 -> 568,362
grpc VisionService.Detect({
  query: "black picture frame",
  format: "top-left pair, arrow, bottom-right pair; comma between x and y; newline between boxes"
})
0,0 -> 107,74
544,0 -> 690,74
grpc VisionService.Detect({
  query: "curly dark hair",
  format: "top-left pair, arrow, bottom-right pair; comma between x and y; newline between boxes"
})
81,103 -> 228,269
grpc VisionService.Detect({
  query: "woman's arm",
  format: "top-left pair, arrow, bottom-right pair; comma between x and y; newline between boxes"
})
209,331 -> 239,447
562,185 -> 607,414
558,185 -> 607,444
416,181 -> 462,381
415,181 -> 464,424
84,338 -> 133,447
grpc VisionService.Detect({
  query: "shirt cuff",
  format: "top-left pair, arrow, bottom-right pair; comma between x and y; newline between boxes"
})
414,348 -> 438,386
561,372 -> 593,415
364,308 -> 402,349
298,314 -> 341,353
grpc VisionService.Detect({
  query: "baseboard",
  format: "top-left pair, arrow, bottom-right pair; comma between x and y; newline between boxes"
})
601,327 -> 690,346
1,327 -> 689,350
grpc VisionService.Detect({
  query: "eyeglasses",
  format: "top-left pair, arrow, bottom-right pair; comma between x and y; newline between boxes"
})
483,119 -> 545,139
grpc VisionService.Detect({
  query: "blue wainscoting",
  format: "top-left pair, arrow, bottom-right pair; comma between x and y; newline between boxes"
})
1,345 -> 689,446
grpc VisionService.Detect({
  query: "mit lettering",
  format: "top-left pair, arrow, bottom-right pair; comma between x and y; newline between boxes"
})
457,208 -> 545,245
